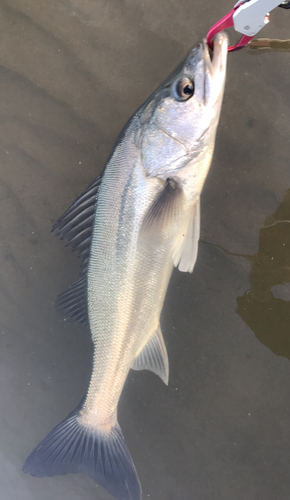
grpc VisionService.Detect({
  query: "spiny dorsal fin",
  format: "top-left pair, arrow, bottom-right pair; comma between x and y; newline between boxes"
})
173,198 -> 200,273
131,325 -> 169,385
52,173 -> 102,274
52,173 -> 103,326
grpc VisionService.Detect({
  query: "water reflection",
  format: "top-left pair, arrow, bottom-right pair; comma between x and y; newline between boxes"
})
236,189 -> 290,358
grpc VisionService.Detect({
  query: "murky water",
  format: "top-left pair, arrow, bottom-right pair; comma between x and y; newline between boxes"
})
237,189 -> 290,359
1,1 -> 290,499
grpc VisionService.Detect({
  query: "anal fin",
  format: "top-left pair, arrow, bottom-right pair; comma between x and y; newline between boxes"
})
131,325 -> 169,385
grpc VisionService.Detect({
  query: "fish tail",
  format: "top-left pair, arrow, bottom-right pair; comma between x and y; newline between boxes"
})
23,401 -> 142,500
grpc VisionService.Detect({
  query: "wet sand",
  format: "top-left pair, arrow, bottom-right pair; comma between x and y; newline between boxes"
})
1,1 -> 290,499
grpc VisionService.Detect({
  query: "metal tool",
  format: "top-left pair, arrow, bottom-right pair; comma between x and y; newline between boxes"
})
207,0 -> 290,52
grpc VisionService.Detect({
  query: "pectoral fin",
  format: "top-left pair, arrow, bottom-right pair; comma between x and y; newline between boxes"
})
172,198 -> 200,273
131,325 -> 169,385
141,177 -> 184,235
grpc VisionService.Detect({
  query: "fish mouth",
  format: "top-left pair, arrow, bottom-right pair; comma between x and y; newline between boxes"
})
202,32 -> 228,76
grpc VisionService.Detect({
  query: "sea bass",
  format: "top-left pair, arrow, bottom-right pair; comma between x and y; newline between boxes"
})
24,33 -> 228,500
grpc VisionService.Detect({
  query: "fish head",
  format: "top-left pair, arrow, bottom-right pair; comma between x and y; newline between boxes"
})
140,32 -> 228,182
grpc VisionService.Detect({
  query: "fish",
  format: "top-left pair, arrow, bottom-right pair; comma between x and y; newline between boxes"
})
23,32 -> 228,500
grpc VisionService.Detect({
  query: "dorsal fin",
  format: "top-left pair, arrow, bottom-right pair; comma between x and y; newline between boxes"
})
54,275 -> 89,327
52,173 -> 103,326
52,173 -> 102,275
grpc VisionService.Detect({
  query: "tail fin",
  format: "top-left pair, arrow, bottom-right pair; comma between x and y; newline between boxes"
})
23,403 -> 142,500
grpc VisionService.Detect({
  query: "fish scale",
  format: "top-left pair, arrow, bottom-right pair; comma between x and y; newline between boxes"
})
85,131 -> 167,422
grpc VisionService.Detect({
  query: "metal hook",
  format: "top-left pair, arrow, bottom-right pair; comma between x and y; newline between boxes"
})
207,0 -> 290,53
206,3 -> 255,52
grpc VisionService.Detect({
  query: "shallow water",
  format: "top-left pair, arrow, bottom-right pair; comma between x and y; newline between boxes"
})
1,1 -> 290,499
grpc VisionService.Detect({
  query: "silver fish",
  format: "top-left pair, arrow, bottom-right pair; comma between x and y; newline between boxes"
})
23,33 -> 228,500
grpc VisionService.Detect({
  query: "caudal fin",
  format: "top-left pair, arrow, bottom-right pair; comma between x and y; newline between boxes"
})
23,403 -> 142,500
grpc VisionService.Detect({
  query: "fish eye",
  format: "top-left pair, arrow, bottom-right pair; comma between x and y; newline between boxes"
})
174,77 -> 195,101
